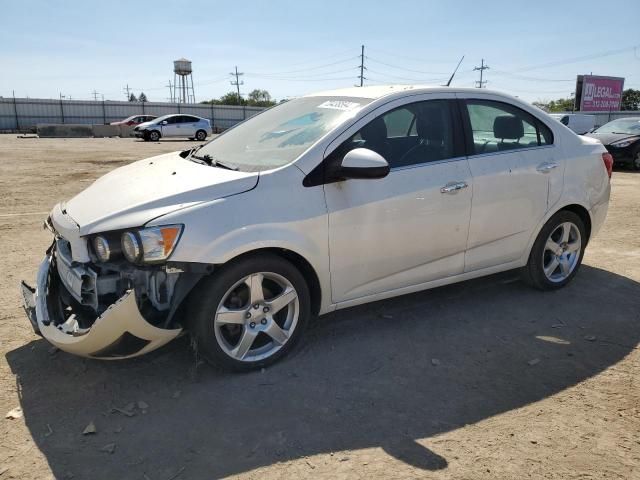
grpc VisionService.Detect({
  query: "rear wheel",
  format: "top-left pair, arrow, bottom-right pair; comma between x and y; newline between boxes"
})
188,254 -> 310,371
195,129 -> 207,141
521,211 -> 586,290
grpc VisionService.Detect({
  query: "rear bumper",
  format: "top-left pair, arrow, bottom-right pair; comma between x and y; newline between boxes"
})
22,255 -> 182,359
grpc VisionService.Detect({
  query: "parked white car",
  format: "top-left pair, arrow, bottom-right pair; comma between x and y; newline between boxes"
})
22,86 -> 612,371
549,113 -> 595,135
134,114 -> 212,141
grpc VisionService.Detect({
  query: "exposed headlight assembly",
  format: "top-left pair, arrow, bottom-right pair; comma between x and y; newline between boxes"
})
611,139 -> 636,148
121,225 -> 183,264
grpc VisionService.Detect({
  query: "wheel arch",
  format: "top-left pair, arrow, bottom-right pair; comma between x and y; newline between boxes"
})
557,203 -> 592,244
215,247 -> 323,316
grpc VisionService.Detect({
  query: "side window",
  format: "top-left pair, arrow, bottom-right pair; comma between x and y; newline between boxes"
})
165,116 -> 178,124
466,100 -> 553,154
334,100 -> 457,169
383,108 -> 415,138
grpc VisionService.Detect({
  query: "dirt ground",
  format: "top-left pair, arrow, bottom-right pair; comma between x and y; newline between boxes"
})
0,134 -> 638,480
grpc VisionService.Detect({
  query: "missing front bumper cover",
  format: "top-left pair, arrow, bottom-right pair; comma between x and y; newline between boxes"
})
22,254 -> 182,359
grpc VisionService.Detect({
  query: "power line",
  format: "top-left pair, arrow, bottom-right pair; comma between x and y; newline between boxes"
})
248,56 -> 359,76
473,59 -> 489,88
366,57 -> 450,75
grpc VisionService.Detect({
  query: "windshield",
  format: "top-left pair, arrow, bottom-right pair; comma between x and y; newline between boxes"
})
594,118 -> 640,135
193,96 -> 373,171
151,115 -> 172,124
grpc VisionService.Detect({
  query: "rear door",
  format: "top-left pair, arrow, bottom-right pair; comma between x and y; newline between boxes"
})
457,95 -> 562,272
183,116 -> 200,136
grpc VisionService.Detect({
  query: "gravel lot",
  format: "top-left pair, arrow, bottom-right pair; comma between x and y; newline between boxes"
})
0,134 -> 638,480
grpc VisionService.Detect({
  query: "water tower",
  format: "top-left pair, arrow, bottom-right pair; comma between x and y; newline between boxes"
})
173,58 -> 195,103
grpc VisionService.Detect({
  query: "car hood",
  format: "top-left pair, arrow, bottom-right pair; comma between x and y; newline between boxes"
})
585,132 -> 640,146
64,151 -> 258,235
136,121 -> 156,129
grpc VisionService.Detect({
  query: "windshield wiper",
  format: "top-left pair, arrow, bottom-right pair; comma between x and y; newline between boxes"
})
191,153 -> 238,171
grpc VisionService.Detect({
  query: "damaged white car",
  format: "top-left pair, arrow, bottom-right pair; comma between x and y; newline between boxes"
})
22,86 -> 611,371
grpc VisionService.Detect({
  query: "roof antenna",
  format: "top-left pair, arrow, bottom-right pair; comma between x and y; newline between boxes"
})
444,55 -> 465,87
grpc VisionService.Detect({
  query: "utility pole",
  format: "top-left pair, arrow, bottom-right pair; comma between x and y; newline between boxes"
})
166,79 -> 174,102
91,90 -> 100,101
473,59 -> 489,88
123,84 -> 131,100
358,45 -> 366,87
230,66 -> 244,105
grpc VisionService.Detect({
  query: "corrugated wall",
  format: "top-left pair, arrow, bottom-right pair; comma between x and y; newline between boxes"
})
0,97 -> 266,131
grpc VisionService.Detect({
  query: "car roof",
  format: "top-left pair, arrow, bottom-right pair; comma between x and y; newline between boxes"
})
304,84 -> 515,100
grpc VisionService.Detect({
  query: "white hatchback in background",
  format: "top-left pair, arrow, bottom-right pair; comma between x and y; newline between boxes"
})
22,85 -> 612,372
134,114 -> 212,141
549,113 -> 596,135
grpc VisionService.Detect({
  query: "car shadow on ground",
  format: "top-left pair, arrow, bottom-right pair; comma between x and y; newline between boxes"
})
6,266 -> 640,479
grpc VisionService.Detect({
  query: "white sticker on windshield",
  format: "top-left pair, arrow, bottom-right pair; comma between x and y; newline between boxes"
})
317,100 -> 360,111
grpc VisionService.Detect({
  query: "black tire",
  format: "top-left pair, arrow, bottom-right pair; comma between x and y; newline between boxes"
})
195,129 -> 207,141
521,210 -> 587,290
631,146 -> 640,171
187,253 -> 310,372
149,130 -> 161,142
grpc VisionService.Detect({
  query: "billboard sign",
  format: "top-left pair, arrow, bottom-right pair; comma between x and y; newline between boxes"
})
576,75 -> 625,112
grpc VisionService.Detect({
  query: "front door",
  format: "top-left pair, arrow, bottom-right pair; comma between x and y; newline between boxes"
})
161,116 -> 180,137
325,97 -> 473,304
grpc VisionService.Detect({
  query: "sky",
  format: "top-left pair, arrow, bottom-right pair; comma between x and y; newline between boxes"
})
1,0 -> 639,103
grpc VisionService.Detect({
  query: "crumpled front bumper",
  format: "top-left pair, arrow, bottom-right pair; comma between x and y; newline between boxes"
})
21,254 -> 182,359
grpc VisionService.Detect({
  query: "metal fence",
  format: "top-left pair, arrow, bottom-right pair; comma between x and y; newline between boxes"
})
0,97 -> 266,132
555,110 -> 639,128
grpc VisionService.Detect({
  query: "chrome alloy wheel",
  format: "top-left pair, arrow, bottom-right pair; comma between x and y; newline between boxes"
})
214,272 -> 299,362
542,222 -> 582,283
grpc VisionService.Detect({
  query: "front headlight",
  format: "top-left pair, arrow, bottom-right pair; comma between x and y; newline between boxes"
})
121,225 -> 183,264
611,139 -> 636,148
93,236 -> 111,262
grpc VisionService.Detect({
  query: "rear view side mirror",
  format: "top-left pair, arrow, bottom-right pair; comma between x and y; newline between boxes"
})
340,148 -> 390,180
161,120 -> 168,125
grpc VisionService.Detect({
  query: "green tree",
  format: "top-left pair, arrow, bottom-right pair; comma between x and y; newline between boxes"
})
138,92 -> 148,103
128,93 -> 137,102
546,98 -> 575,112
621,89 -> 640,110
247,89 -> 276,107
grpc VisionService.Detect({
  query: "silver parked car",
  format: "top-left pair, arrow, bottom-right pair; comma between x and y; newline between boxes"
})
134,114 -> 212,141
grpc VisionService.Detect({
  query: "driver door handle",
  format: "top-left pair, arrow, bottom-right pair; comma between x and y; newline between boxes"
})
537,162 -> 558,173
440,181 -> 468,194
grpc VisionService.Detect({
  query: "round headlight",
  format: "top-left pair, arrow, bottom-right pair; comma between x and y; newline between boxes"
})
93,236 -> 111,262
121,232 -> 141,263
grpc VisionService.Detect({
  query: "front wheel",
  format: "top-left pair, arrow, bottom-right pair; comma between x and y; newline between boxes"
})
632,147 -> 640,171
187,254 -> 310,371
521,211 -> 587,290
149,130 -> 161,142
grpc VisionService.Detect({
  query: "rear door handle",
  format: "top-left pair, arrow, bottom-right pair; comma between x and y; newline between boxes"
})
440,181 -> 468,194
537,162 -> 558,173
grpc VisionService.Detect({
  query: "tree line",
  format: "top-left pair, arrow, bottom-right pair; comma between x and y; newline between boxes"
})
201,89 -> 278,107
535,88 -> 640,112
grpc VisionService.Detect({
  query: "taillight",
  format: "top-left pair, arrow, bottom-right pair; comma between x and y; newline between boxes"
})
602,152 -> 613,179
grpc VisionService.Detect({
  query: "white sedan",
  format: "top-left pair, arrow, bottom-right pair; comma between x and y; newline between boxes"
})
22,86 -> 611,371
134,114 -> 212,141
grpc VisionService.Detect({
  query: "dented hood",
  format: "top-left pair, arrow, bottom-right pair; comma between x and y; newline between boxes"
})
65,151 -> 258,235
